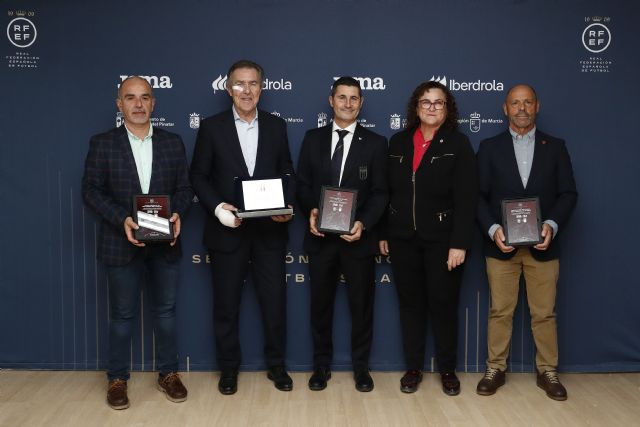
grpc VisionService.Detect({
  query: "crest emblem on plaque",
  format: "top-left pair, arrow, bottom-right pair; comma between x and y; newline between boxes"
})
470,112 -> 481,133
189,113 -> 200,129
390,114 -> 401,130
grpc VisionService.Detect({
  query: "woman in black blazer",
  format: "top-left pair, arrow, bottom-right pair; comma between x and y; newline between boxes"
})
379,81 -> 477,396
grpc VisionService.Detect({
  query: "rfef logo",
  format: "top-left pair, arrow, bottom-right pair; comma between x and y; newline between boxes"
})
7,17 -> 37,48
582,23 -> 611,53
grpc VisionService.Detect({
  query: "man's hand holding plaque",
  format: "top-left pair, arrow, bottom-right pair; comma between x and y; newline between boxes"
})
340,220 -> 363,243
533,222 -> 553,251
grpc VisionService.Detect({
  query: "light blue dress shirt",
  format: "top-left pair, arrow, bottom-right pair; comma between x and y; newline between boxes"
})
125,124 -> 153,194
232,106 -> 259,176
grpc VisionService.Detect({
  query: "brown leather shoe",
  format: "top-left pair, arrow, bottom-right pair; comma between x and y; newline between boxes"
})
476,367 -> 506,396
107,379 -> 129,410
537,371 -> 567,401
400,370 -> 423,393
157,372 -> 188,403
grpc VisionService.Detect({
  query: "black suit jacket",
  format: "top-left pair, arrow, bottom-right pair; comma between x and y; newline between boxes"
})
190,109 -> 295,252
477,129 -> 578,261
82,126 -> 193,266
384,127 -> 477,249
297,124 -> 388,257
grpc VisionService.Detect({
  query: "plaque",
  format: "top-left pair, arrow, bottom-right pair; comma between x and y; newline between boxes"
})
317,186 -> 358,234
233,175 -> 293,218
501,197 -> 542,246
132,194 -> 174,242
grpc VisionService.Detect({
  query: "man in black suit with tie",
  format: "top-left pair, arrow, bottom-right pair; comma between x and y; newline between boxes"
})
82,76 -> 192,409
297,77 -> 388,392
475,84 -> 577,401
190,60 -> 295,394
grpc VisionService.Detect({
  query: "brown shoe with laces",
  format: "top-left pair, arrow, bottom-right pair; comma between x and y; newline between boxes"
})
107,379 -> 129,410
476,367 -> 506,396
537,370 -> 567,401
157,372 -> 188,403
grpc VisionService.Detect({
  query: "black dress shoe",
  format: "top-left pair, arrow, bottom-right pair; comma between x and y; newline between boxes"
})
354,369 -> 374,392
267,366 -> 293,391
218,370 -> 238,395
400,370 -> 423,393
441,372 -> 460,396
308,367 -> 331,391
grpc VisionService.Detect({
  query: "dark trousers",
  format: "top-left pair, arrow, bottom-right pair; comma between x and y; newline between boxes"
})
106,250 -> 179,381
309,237 -> 375,371
209,240 -> 286,371
389,237 -> 462,373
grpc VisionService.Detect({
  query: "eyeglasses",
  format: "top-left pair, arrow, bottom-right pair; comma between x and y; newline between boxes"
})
418,99 -> 446,110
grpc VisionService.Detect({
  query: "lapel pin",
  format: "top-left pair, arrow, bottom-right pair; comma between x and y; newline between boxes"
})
439,139 -> 444,144
358,137 -> 363,141
542,140 -> 547,145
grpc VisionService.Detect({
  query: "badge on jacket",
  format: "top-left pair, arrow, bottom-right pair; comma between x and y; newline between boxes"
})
359,166 -> 368,180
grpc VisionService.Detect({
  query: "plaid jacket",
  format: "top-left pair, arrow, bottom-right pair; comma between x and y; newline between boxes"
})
82,126 -> 193,266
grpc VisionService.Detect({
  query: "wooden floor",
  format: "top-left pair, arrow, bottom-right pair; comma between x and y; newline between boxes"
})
1,370 -> 639,427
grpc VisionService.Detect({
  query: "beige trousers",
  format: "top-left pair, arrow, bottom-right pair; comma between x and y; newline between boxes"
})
485,248 -> 560,373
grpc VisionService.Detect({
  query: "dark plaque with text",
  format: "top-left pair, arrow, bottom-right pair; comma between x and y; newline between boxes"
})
132,194 -> 174,242
318,186 -> 358,235
501,197 -> 542,246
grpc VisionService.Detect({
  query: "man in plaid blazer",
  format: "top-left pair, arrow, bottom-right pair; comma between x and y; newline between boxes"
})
82,76 -> 193,410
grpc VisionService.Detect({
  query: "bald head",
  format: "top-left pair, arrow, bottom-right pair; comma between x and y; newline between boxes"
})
503,84 -> 540,135
505,84 -> 537,103
118,76 -> 154,100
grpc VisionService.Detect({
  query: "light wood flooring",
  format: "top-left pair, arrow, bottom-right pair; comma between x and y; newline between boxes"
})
1,370 -> 639,426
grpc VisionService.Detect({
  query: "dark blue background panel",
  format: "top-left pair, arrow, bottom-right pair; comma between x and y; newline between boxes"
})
2,0 -> 639,372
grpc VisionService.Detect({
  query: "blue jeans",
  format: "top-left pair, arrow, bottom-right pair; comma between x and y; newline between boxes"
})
106,251 -> 179,381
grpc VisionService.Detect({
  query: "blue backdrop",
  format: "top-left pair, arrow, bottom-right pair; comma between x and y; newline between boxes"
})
2,0 -> 639,373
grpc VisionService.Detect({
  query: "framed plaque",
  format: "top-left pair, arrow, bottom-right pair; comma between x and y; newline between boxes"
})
233,175 -> 293,218
317,186 -> 358,235
501,197 -> 542,246
132,194 -> 174,242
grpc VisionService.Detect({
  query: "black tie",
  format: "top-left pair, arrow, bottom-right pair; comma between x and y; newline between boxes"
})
332,129 -> 348,186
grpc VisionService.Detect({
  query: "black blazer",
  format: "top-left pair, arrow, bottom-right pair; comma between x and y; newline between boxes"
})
297,124 -> 388,257
384,126 -> 477,249
82,126 -> 193,266
190,109 -> 295,252
476,129 -> 578,261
